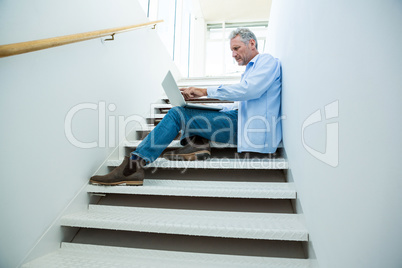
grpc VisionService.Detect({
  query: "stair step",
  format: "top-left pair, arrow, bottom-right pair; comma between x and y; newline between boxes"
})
149,113 -> 166,119
133,124 -> 283,148
86,180 -> 296,199
137,124 -> 156,131
22,243 -> 312,268
125,140 -> 283,149
60,205 -> 308,241
107,158 -> 288,169
125,140 -> 237,148
152,103 -> 173,109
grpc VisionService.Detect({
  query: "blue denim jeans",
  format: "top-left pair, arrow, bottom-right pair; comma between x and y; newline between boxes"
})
132,107 -> 238,163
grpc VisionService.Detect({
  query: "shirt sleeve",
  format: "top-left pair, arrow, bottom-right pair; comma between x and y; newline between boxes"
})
207,55 -> 280,101
219,102 -> 238,112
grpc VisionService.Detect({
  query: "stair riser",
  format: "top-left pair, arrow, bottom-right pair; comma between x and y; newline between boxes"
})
142,168 -> 287,183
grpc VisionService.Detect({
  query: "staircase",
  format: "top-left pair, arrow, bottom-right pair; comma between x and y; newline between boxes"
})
22,77 -> 312,267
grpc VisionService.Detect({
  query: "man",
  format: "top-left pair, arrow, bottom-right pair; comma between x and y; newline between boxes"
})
90,28 -> 282,186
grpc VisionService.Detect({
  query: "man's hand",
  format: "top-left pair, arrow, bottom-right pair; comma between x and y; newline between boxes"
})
180,87 -> 207,100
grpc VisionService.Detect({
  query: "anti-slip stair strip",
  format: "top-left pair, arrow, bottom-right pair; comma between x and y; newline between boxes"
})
22,243 -> 312,268
86,180 -> 296,199
60,205 -> 308,241
108,158 -> 288,169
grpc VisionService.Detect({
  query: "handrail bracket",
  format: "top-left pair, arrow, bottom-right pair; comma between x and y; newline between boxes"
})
104,33 -> 115,41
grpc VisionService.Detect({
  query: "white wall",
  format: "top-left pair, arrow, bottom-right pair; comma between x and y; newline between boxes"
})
0,1 -> 178,267
268,0 -> 402,267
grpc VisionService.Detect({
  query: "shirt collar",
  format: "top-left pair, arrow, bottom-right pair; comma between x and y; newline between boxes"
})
245,54 -> 259,71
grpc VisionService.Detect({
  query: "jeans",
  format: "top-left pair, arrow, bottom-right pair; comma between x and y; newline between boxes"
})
132,106 -> 238,163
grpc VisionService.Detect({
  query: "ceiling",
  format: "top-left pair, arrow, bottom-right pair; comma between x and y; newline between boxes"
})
197,0 -> 272,22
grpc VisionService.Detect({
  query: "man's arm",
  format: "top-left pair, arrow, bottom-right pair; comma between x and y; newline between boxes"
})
208,55 -> 281,101
180,86 -> 237,111
180,87 -> 207,100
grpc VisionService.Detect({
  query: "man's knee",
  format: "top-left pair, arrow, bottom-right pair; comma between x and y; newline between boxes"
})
163,106 -> 189,129
166,106 -> 187,120
168,106 -> 185,114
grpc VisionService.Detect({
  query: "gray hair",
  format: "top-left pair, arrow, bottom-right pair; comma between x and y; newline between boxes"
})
229,28 -> 258,50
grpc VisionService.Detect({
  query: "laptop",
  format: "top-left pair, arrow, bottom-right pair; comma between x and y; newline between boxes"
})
162,71 -> 222,111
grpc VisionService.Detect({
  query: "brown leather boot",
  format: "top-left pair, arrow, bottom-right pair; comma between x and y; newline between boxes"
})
162,136 -> 211,161
89,156 -> 144,186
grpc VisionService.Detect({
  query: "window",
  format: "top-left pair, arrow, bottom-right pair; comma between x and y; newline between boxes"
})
205,22 -> 268,76
141,1 -> 268,78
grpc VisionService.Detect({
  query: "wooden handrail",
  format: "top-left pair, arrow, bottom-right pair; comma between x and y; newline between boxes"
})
0,20 -> 163,58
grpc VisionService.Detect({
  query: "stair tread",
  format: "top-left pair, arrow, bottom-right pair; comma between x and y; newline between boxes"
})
60,205 -> 308,241
126,140 -> 283,148
108,158 -> 288,169
149,113 -> 166,119
152,103 -> 173,108
86,181 -> 296,199
22,243 -> 312,268
135,124 -> 156,131
125,140 -> 237,148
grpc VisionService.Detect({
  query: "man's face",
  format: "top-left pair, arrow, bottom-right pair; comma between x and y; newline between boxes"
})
230,35 -> 256,66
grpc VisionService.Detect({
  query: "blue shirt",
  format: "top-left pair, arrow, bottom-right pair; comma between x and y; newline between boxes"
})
207,53 -> 282,154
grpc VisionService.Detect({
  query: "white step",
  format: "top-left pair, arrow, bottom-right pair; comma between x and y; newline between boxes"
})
149,113 -> 165,119
60,205 -> 308,241
108,158 -> 288,169
125,140 -> 237,148
22,243 -> 312,268
125,140 -> 283,149
86,180 -> 296,199
136,124 -> 156,131
152,103 -> 172,109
